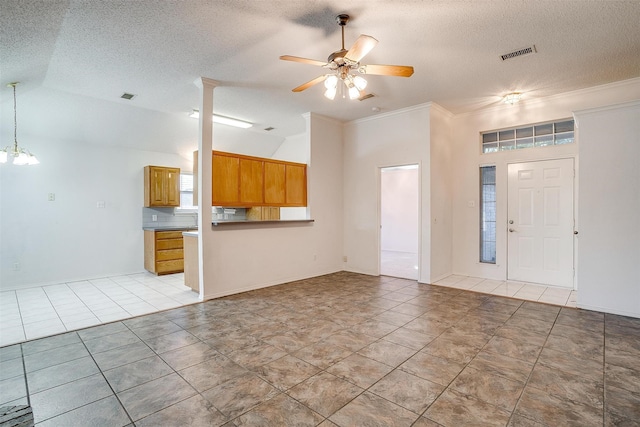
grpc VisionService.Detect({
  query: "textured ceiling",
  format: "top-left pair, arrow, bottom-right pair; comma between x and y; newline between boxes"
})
1,0 -> 639,155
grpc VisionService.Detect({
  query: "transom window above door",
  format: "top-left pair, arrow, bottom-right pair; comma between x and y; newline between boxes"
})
481,119 -> 574,153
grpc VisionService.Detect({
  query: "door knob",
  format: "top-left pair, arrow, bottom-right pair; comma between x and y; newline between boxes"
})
509,228 -> 516,232
574,231 -> 578,235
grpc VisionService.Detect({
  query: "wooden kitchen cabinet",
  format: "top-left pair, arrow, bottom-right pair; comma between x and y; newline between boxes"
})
197,151 -> 307,207
212,152 -> 240,205
239,157 -> 264,204
246,206 -> 280,220
285,163 -> 307,206
144,230 -> 187,274
264,161 -> 286,204
144,166 -> 180,207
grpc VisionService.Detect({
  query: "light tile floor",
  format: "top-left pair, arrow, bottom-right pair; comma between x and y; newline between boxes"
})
433,274 -> 577,308
381,250 -> 418,280
380,250 -> 577,308
0,273 -> 199,347
1,272 -> 638,426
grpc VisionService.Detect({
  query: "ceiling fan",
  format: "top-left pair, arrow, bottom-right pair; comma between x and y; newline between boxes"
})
280,14 -> 414,100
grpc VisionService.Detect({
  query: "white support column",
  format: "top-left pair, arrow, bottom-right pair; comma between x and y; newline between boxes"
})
196,77 -> 219,300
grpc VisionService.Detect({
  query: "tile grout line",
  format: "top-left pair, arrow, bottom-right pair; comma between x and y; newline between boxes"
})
504,304 -> 562,426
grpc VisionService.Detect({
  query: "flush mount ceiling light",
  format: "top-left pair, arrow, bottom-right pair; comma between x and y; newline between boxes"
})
0,82 -> 39,165
280,14 -> 414,100
189,110 -> 253,129
503,92 -> 522,105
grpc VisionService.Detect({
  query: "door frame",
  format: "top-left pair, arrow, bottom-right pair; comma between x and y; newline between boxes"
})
506,157 -> 577,289
377,163 -> 421,280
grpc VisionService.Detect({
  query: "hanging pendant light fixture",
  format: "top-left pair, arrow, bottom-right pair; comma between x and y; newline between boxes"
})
0,82 -> 39,165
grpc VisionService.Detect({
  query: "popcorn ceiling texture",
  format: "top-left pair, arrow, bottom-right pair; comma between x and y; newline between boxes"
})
1,0 -> 639,147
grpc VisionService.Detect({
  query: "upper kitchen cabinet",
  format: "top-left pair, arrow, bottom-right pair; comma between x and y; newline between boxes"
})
239,157 -> 264,204
207,151 -> 307,207
144,166 -> 180,207
212,152 -> 240,205
285,163 -> 307,206
264,161 -> 286,204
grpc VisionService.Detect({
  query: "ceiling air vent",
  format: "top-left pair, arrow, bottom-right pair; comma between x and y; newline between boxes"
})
264,127 -> 275,131
358,93 -> 375,101
120,92 -> 136,100
500,45 -> 537,61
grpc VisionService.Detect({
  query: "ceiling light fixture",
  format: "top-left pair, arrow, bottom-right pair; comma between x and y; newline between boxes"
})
189,110 -> 253,129
323,70 -> 368,100
0,82 -> 39,165
503,92 -> 522,105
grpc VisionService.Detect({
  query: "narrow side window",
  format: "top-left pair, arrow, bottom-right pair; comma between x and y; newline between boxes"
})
480,166 -> 496,263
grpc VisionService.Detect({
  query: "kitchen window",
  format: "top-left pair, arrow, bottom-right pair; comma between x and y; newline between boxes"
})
178,173 -> 196,210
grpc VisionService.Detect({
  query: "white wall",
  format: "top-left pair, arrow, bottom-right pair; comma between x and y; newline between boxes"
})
380,167 -> 419,253
450,78 -> 640,283
575,101 -> 640,318
343,104 -> 434,281
428,105 -> 454,281
0,136 -> 190,290
199,113 -> 344,299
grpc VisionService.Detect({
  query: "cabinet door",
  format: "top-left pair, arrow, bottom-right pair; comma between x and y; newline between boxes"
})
149,167 -> 165,206
239,158 -> 264,204
286,164 -> 307,206
264,161 -> 286,205
212,153 -> 240,205
165,167 -> 180,207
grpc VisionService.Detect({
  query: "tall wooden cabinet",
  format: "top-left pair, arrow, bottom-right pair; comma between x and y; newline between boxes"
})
144,166 -> 180,207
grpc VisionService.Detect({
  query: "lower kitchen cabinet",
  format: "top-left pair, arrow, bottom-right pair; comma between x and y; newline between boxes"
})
144,230 -> 188,275
246,206 -> 280,220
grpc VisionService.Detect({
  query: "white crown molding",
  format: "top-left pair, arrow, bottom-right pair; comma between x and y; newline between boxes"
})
347,102 -> 435,126
456,77 -> 640,119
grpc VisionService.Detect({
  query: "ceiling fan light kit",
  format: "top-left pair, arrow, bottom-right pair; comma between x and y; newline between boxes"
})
280,14 -> 414,100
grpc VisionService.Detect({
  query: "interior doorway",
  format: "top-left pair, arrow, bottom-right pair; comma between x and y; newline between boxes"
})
380,164 -> 419,280
507,158 -> 575,288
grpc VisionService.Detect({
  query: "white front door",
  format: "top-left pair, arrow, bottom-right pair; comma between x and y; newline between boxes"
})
507,158 -> 575,288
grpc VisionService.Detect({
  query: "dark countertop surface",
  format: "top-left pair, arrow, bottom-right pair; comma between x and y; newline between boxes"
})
143,226 -> 198,231
211,219 -> 314,226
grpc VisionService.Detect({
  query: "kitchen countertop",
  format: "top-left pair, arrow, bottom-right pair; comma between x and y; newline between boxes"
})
178,219 -> 315,233
143,226 -> 198,231
212,219 -> 314,226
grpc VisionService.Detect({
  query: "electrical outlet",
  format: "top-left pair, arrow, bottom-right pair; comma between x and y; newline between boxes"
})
12,262 -> 20,271
48,193 -> 55,201
152,215 -> 158,222
343,256 -> 348,262
96,201 -> 105,208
